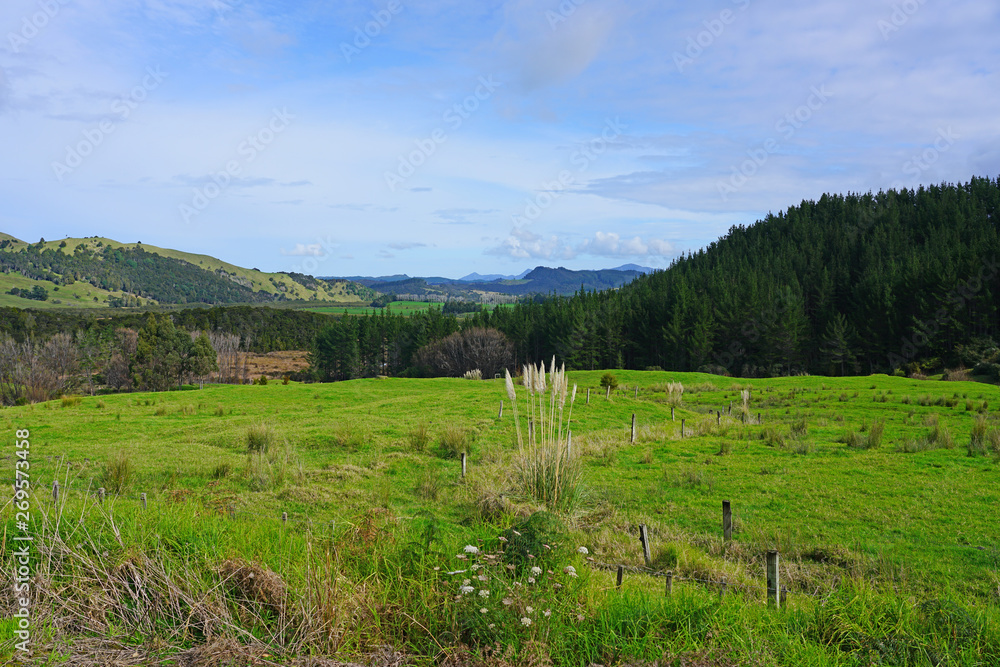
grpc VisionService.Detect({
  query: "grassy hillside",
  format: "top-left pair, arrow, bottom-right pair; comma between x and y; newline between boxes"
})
1,234 -> 372,306
2,372 -> 999,664
0,270 -> 129,309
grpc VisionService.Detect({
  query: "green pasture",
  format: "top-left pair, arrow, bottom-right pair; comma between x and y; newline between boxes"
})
3,371 -> 1000,664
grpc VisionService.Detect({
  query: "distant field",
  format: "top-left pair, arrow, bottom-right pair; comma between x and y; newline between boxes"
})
4,371 -> 999,664
304,300 -> 512,316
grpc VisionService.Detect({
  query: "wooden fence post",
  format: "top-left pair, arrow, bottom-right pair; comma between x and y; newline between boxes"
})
282,511 -> 288,525
630,414 -> 636,444
665,571 -> 673,596
638,524 -> 652,568
717,411 -> 721,425
766,550 -> 780,608
671,406 -> 675,421
680,419 -> 686,437
616,565 -> 624,589
140,492 -> 147,511
98,488 -> 105,504
586,387 -> 590,405
723,500 -> 732,541
606,385 -> 611,400
52,480 -> 59,503
634,386 -> 638,399
498,401 -> 503,419
758,412 -> 762,424
461,452 -> 467,479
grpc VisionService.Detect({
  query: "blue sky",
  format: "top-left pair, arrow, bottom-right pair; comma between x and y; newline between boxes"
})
1,0 -> 998,278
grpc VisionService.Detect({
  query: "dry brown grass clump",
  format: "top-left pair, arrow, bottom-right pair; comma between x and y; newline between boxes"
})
217,558 -> 288,615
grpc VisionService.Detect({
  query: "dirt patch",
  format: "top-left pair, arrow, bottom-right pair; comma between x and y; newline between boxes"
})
245,351 -> 310,379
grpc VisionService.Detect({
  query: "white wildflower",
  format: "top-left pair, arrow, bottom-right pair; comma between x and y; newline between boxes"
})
520,617 -> 532,627
526,606 -> 534,614
503,598 -> 513,606
528,577 -> 536,584
544,609 -> 551,617
577,546 -> 589,555
464,545 -> 479,554
471,563 -> 480,571
480,608 -> 488,614
563,565 -> 577,577
459,585 -> 474,594
477,574 -> 488,582
479,589 -> 490,598
530,566 -> 542,576
463,579 -> 471,586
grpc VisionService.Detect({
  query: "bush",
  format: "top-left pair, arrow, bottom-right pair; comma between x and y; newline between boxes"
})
599,372 -> 618,391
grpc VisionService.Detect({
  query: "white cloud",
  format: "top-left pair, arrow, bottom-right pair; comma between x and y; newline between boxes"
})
281,243 -> 323,256
578,231 -> 672,258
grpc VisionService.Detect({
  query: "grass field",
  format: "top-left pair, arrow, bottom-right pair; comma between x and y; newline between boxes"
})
304,301 -> 515,316
2,371 -> 1000,665
0,271 -> 129,310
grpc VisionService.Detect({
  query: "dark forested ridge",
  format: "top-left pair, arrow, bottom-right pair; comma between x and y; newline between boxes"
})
466,178 -> 1000,378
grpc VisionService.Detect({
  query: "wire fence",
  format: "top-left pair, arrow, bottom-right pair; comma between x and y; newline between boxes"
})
2,472 -> 890,608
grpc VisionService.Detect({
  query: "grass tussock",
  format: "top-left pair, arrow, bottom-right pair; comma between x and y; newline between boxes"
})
244,440 -> 303,491
968,415 -> 1000,457
101,448 -> 136,495
438,423 -> 470,459
407,421 -> 431,452
246,420 -> 277,453
61,394 -> 82,408
462,368 -> 483,380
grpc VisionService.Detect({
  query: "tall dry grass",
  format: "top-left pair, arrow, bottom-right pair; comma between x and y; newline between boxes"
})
505,358 -> 581,510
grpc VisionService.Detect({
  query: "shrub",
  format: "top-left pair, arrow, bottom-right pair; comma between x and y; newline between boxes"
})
599,372 -> 618,391
246,421 -> 277,453
282,375 -> 290,385
61,395 -> 82,408
102,449 -> 135,495
256,375 -> 268,385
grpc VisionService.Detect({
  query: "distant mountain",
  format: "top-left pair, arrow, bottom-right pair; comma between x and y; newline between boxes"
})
458,272 -> 518,282
609,264 -> 656,274
363,265 -> 645,298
